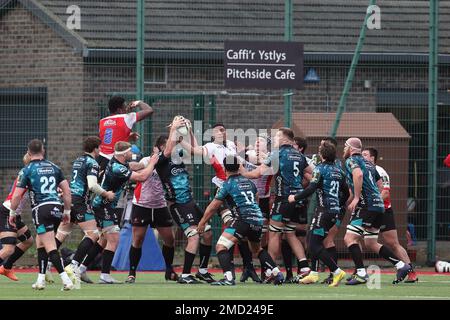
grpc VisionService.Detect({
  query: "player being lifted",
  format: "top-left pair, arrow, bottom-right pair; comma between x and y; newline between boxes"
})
197,156 -> 284,286
288,141 -> 349,286
125,135 -> 178,284
53,137 -> 115,284
78,141 -> 158,284
97,96 -> 153,175
343,138 -> 412,285
155,117 -> 215,284
0,154 -> 34,281
241,128 -> 313,282
8,139 -> 74,290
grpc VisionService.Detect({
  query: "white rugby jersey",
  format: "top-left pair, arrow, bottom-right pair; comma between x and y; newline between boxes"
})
376,165 -> 391,209
203,140 -> 237,188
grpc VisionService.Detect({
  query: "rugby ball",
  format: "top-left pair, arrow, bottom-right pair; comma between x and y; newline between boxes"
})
173,115 -> 191,136
435,260 -> 450,273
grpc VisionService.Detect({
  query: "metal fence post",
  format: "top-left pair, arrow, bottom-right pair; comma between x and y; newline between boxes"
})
284,0 -> 293,127
427,0 -> 438,263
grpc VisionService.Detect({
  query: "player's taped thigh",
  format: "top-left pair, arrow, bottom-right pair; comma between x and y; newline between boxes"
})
363,228 -> 380,239
262,224 -> 269,233
83,229 -> 100,239
283,223 -> 297,233
269,224 -> 284,233
346,224 -> 365,237
102,225 -> 120,234
17,229 -> 32,243
0,236 -> 17,245
220,209 -> 234,225
57,229 -> 72,237
217,235 -> 235,250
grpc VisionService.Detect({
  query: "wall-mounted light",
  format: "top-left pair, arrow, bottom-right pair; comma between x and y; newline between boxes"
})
304,68 -> 320,83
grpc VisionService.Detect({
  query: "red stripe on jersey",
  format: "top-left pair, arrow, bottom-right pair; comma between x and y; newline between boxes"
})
134,182 -> 143,203
211,155 -> 227,181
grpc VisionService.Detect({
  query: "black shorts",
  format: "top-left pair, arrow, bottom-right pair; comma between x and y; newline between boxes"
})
258,197 -> 270,220
0,204 -> 26,233
131,204 -> 173,228
224,219 -> 262,243
270,197 -> 306,224
169,201 -> 203,231
291,201 -> 308,225
309,207 -> 338,238
93,205 -> 122,229
348,206 -> 384,230
380,207 -> 396,233
71,196 -> 95,224
31,203 -> 63,235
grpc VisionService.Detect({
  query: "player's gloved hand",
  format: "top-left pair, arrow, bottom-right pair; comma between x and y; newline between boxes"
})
288,195 -> 296,203
104,191 -> 115,202
8,209 -> 16,228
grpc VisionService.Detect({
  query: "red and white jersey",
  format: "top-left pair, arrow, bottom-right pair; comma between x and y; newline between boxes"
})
99,113 -> 138,159
3,176 -> 27,212
132,158 -> 167,209
376,165 -> 391,209
203,140 -> 237,187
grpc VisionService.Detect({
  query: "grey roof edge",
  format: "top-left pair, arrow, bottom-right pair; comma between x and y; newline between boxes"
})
85,48 -> 450,64
17,0 -> 88,55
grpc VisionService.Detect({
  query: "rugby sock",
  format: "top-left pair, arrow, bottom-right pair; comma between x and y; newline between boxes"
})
129,246 -> 142,277
199,243 -> 212,270
228,245 -> 235,279
3,247 -> 24,269
37,247 -> 48,274
310,257 -> 319,272
81,242 -> 103,267
48,250 -> 64,273
101,250 -> 115,274
217,250 -> 233,274
162,245 -> 175,269
317,249 -> 338,273
72,237 -> 94,265
258,249 -> 277,272
55,238 -> 62,249
261,245 -> 268,277
348,244 -> 365,269
378,245 -> 401,266
297,258 -> 310,273
182,250 -> 196,276
327,246 -> 338,264
238,241 -> 254,268
281,239 -> 293,274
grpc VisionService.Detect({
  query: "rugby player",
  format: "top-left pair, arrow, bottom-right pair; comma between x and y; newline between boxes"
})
8,139 -> 74,290
362,147 -> 417,283
283,136 -> 310,282
125,135 -> 178,283
197,156 -> 284,286
98,96 -> 153,174
0,154 -> 34,281
244,133 -> 272,282
78,141 -> 158,284
241,128 -> 313,282
343,137 -> 412,285
288,142 -> 348,286
155,117 -> 215,284
54,137 -> 115,285
181,122 -> 257,282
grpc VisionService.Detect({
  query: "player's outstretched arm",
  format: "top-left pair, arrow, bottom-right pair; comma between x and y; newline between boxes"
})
128,100 -> 153,121
131,153 -> 159,182
58,180 -> 72,224
87,175 -> 115,201
288,182 -> 318,203
197,199 -> 223,233
8,186 -> 27,227
164,117 -> 186,158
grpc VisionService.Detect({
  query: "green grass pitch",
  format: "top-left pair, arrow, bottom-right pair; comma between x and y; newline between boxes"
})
0,272 -> 449,300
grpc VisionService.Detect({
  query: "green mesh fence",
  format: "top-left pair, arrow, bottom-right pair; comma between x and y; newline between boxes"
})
0,0 -> 449,267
